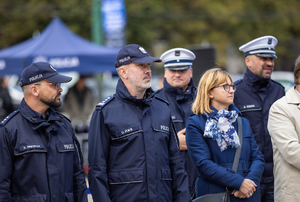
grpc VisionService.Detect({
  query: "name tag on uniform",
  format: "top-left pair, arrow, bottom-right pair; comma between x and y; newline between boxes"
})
116,126 -> 139,137
237,104 -> 261,112
20,144 -> 44,151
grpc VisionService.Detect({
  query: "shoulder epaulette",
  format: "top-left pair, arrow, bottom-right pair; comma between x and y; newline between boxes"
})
0,110 -> 19,126
56,111 -> 71,122
154,96 -> 169,105
96,95 -> 115,109
234,79 -> 243,85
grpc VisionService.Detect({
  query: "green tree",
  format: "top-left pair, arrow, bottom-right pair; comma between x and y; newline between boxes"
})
0,0 -> 91,48
1,0 -> 300,71
125,0 -> 300,71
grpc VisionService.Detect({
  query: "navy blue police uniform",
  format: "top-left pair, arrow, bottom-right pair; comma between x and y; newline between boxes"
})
235,36 -> 285,189
88,79 -> 190,202
157,47 -> 198,198
234,68 -> 285,184
0,99 -> 87,202
156,78 -> 197,196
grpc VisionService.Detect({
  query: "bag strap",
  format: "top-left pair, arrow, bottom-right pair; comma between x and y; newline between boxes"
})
232,117 -> 243,172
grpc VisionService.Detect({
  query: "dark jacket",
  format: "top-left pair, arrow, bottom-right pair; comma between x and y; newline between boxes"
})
88,79 -> 190,202
234,68 -> 285,183
0,86 -> 14,121
186,104 -> 265,202
155,78 -> 197,196
0,99 -> 87,202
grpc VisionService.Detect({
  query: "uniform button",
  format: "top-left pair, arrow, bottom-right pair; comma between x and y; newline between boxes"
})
31,118 -> 36,122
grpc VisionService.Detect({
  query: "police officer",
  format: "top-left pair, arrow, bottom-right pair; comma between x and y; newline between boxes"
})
156,48 -> 197,198
234,36 -> 285,202
88,44 -> 190,202
0,62 -> 88,201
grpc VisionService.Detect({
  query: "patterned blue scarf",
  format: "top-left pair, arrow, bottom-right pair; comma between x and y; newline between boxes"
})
204,109 -> 240,152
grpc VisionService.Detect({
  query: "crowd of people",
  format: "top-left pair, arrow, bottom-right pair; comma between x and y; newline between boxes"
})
1,35 -> 299,202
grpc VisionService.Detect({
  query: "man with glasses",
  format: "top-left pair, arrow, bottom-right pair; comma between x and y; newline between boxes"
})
0,62 -> 88,201
234,36 -> 285,202
155,47 -> 197,199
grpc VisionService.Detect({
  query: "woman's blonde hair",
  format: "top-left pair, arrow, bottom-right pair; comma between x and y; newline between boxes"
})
192,68 -> 233,115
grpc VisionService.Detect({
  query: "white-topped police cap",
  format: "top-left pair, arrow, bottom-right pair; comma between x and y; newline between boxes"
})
160,48 -> 196,70
239,36 -> 278,58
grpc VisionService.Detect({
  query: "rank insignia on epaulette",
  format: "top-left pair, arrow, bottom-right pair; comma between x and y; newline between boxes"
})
0,110 -> 18,126
96,95 -> 115,108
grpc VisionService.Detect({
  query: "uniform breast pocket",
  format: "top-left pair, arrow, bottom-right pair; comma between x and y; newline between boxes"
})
152,122 -> 170,135
152,118 -> 171,145
56,143 -> 75,153
152,112 -> 171,135
14,145 -> 48,174
56,143 -> 75,163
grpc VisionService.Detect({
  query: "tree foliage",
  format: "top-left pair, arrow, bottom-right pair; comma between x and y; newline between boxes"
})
1,0 -> 300,71
0,0 -> 91,48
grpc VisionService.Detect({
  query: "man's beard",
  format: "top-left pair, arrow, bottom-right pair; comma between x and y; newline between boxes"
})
40,94 -> 62,108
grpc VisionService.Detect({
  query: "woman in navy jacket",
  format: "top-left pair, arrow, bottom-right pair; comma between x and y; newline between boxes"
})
186,68 -> 265,201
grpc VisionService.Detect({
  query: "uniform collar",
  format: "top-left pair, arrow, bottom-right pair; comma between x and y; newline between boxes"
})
116,78 -> 154,105
163,78 -> 196,97
19,99 -> 61,124
244,68 -> 270,91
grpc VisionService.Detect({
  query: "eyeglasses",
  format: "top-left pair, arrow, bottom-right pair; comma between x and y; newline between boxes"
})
35,82 -> 61,90
211,84 -> 236,92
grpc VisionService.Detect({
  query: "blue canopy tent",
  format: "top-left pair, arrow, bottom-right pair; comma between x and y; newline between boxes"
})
0,17 -> 120,76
